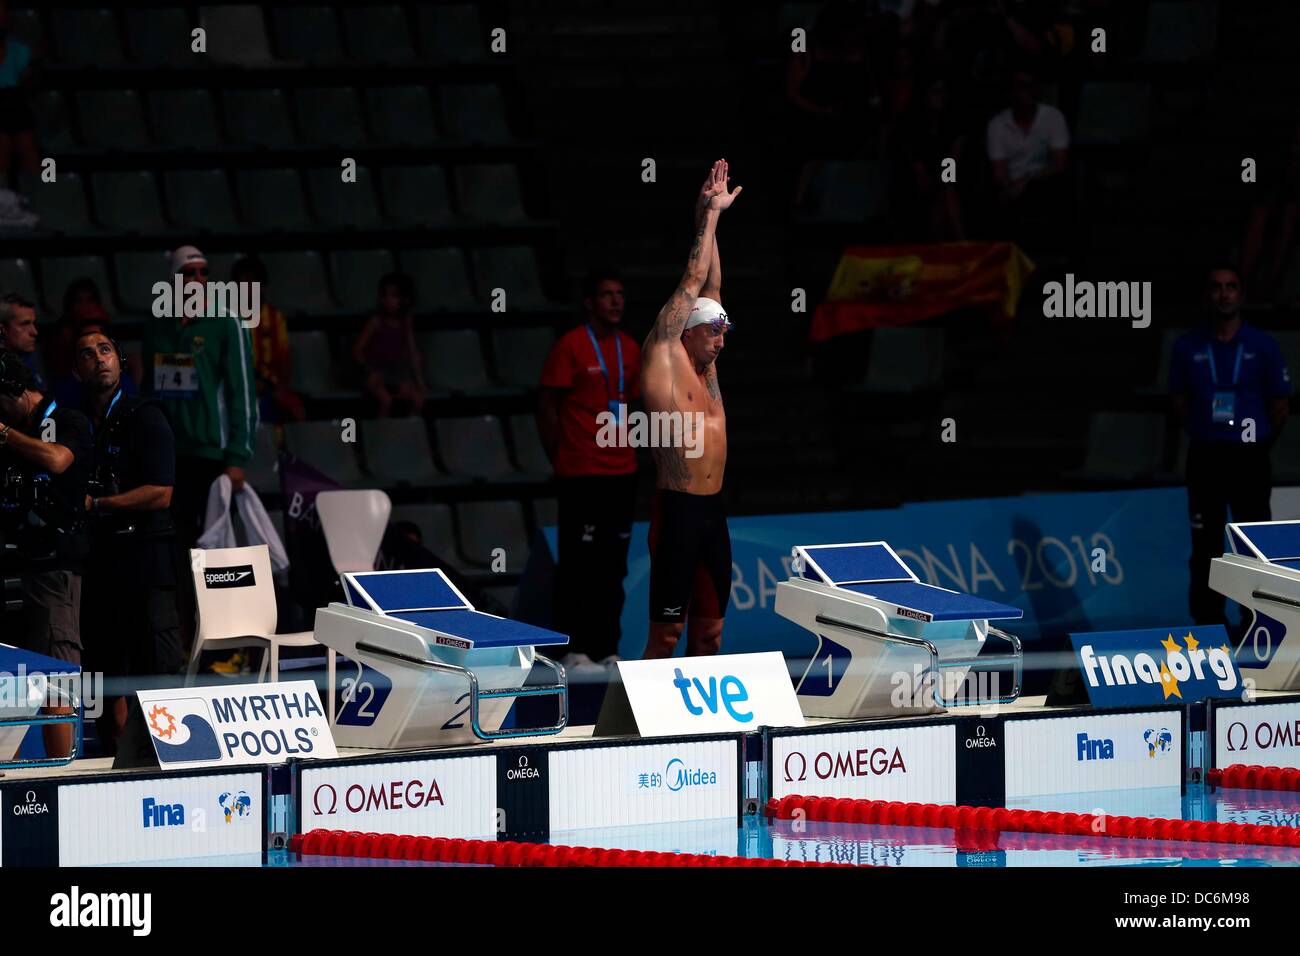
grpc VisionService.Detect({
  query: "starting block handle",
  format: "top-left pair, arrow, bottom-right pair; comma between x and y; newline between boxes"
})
814,614 -> 1022,709
353,642 -> 569,741
0,711 -> 83,772
1251,588 -> 1300,611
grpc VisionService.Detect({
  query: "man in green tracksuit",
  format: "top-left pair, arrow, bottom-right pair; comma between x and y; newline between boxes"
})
142,245 -> 259,552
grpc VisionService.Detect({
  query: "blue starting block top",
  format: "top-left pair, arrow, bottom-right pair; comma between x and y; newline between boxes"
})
0,643 -> 81,677
341,569 -> 568,649
1228,521 -> 1300,567
793,542 -> 1023,622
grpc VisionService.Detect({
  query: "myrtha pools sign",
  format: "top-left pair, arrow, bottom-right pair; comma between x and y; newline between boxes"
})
137,681 -> 337,769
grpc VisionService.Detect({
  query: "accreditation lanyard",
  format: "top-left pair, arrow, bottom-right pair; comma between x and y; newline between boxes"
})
585,324 -> 625,421
1206,343 -> 1244,424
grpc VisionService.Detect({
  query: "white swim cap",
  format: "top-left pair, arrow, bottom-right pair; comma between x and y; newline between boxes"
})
685,296 -> 731,331
170,244 -> 208,273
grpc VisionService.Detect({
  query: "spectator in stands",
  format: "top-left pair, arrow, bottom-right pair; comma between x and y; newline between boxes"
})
1171,266 -> 1292,624
0,291 -> 42,388
538,266 -> 642,672
897,74 -> 967,241
352,272 -> 426,417
231,255 -> 305,423
0,0 -> 39,183
143,244 -> 258,551
1239,122 -> 1300,303
986,66 -> 1070,241
49,280 -> 139,409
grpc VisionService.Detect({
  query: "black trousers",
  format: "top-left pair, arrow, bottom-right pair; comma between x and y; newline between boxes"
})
553,473 -> 638,661
1186,441 -> 1273,624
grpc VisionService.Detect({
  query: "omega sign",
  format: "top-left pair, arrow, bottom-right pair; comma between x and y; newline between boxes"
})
1222,719 -> 1300,754
783,746 -> 906,783
507,755 -> 540,781
966,725 -> 997,749
11,790 -> 50,816
312,778 -> 444,816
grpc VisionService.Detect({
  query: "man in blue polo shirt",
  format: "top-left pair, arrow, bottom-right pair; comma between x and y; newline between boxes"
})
1171,266 -> 1291,623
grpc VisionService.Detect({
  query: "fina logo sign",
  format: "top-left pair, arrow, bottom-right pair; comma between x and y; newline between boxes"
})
1068,625 -> 1240,707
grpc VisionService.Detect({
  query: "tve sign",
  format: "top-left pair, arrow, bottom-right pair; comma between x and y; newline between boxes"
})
137,680 -> 338,770
617,652 -> 804,737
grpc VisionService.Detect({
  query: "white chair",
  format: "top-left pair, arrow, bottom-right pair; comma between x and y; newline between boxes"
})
316,489 -> 392,572
185,544 -> 319,686
315,490 -> 392,721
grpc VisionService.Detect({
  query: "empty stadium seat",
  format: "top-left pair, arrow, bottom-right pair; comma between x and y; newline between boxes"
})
508,415 -> 553,476
1075,82 -> 1154,146
415,4 -> 487,62
308,169 -> 384,229
261,251 -> 338,316
222,89 -> 297,148
491,327 -> 554,387
28,172 -> 95,236
0,259 -> 39,305
32,92 -> 78,154
1141,328 -> 1192,394
162,170 -> 240,232
342,5 -> 417,63
1074,413 -> 1168,481
436,416 -> 517,480
282,421 -> 366,486
361,418 -> 441,486
379,165 -> 455,225
456,500 -> 529,568
235,170 -> 313,230
113,251 -> 171,316
440,85 -> 512,143
270,5 -> 345,64
860,327 -> 945,393
200,5 -> 278,65
328,249 -> 397,312
455,164 -> 528,223
150,90 -> 224,150
39,257 -> 113,316
366,86 -> 441,146
1141,1 -> 1217,62
294,88 -> 368,147
247,424 -> 282,495
77,91 -> 151,150
388,503 -> 459,563
287,330 -> 356,398
52,9 -> 125,65
92,172 -> 168,233
418,329 -> 494,393
1273,332 -> 1300,381
126,7 -> 196,67
470,246 -> 550,308
796,160 -> 889,223
399,248 -> 477,310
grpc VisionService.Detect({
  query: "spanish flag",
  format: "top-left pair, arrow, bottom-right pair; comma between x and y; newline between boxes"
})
810,242 -> 1035,343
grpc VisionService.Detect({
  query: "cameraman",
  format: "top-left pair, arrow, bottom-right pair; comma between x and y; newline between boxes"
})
0,348 -> 91,758
76,330 -> 182,764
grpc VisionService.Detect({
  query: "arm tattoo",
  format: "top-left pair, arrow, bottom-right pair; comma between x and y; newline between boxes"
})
704,365 -> 721,402
649,284 -> 694,346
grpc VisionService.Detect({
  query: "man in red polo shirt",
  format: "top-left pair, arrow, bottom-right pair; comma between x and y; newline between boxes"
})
538,266 -> 642,671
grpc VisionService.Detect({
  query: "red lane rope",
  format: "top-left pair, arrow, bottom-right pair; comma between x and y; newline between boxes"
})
766,796 -> 1300,848
1207,764 -> 1300,792
290,830 -> 853,867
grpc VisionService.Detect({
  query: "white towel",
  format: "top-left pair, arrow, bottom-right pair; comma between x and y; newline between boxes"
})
198,474 -> 289,573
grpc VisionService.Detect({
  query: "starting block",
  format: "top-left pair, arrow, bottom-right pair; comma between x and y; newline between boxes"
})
1210,520 -> 1300,689
312,569 -> 569,748
0,643 -> 82,771
775,542 -> 1023,718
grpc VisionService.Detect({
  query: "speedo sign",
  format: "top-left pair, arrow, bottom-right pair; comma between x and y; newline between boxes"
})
203,564 -> 255,589
770,724 -> 955,802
